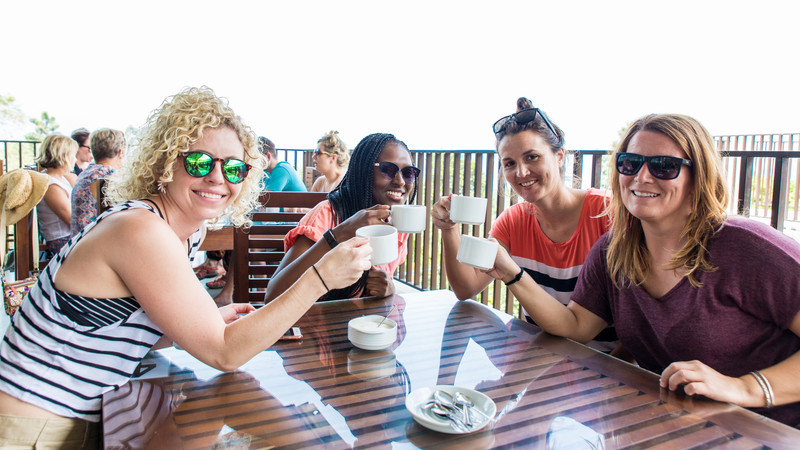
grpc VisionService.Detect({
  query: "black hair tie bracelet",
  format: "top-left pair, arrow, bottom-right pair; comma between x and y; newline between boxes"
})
504,268 -> 524,286
311,264 -> 330,292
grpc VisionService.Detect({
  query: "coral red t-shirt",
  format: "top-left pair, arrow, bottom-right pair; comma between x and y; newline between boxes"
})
490,188 -> 611,310
284,200 -> 409,275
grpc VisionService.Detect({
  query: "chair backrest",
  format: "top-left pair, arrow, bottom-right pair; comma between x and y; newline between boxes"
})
12,209 -> 48,280
92,178 -> 110,216
231,191 -> 328,303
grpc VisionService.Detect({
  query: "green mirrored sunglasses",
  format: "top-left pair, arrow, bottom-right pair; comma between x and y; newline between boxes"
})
181,151 -> 251,184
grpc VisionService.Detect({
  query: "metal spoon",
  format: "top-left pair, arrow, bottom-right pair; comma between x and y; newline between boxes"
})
433,390 -> 458,410
376,304 -> 397,328
453,391 -> 474,426
429,405 -> 470,432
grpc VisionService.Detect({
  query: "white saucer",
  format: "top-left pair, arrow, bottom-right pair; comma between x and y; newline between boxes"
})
405,385 -> 496,434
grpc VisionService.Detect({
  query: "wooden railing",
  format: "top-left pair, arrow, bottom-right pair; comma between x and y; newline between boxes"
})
4,138 -> 800,316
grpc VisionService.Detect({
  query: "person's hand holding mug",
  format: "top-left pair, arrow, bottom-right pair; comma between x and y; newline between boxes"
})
431,194 -> 457,231
483,240 -> 521,283
315,237 -> 373,290
333,205 -> 391,241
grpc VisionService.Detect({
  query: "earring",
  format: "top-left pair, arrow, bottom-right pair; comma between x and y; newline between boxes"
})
157,181 -> 166,194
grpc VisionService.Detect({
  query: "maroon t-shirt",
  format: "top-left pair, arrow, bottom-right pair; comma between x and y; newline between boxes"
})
573,217 -> 800,427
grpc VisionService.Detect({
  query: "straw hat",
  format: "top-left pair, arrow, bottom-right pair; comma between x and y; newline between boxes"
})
0,169 -> 50,226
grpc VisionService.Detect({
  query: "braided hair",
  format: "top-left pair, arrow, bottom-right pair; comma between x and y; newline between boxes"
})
321,132 -> 417,300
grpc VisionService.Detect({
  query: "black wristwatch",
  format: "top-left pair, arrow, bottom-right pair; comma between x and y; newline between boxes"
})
323,229 -> 339,249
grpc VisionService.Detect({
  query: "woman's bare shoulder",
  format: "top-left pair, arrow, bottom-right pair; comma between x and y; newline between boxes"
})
89,207 -> 177,249
311,176 -> 325,192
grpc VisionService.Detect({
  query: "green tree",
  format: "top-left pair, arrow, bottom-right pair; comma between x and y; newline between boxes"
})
1,94 -> 27,138
24,111 -> 59,141
124,125 -> 141,148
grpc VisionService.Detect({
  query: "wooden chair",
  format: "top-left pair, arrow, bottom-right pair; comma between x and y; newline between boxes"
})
92,178 -> 110,216
304,166 -> 321,190
231,191 -> 328,303
12,209 -> 49,280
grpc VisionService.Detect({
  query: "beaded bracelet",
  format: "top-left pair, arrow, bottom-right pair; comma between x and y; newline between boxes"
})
504,268 -> 525,286
749,370 -> 774,408
311,264 -> 330,292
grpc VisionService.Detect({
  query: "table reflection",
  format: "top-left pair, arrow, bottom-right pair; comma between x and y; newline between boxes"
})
103,290 -> 800,449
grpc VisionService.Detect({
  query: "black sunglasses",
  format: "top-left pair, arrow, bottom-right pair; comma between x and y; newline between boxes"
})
181,151 -> 252,184
615,153 -> 693,180
492,108 -> 559,141
374,162 -> 420,184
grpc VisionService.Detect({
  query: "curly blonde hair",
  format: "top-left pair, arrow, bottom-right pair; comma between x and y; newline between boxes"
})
606,113 -> 729,288
37,134 -> 78,169
106,86 -> 265,227
317,130 -> 350,168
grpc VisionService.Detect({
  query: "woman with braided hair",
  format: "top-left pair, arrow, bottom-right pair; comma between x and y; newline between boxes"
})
266,132 -> 419,301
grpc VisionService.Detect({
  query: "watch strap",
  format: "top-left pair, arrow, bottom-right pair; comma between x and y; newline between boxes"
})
323,229 -> 339,249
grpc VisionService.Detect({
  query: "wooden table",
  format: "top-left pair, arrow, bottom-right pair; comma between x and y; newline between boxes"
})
102,290 -> 800,449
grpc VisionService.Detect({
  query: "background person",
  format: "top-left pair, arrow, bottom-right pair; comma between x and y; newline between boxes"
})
310,130 -> 349,193
70,127 -> 126,236
431,97 -> 618,352
70,127 -> 93,175
489,113 -> 800,428
262,136 -> 307,192
266,132 -> 419,302
35,133 -> 78,255
0,86 -> 371,448
203,136 -> 312,297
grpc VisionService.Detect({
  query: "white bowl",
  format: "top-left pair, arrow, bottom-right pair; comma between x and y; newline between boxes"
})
348,315 -> 398,351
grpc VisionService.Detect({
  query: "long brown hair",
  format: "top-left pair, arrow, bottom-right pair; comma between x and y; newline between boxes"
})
606,114 -> 728,288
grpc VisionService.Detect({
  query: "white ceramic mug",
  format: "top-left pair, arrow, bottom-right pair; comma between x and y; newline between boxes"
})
450,195 -> 488,225
355,224 -> 398,265
390,205 -> 426,233
457,235 -> 499,270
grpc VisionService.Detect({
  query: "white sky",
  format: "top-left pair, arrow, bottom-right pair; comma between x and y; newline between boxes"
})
2,0 -> 799,151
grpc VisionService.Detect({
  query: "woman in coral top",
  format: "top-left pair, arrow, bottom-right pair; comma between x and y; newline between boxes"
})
432,97 -> 616,351
266,132 -> 419,302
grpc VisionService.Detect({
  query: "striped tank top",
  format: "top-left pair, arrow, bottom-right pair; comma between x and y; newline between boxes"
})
0,200 -> 202,422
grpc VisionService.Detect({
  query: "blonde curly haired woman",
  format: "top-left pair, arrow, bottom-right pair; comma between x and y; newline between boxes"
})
0,86 -> 372,447
311,130 -> 349,192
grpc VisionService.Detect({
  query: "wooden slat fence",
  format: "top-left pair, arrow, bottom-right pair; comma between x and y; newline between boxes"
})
396,149 -> 521,315
3,136 -> 800,318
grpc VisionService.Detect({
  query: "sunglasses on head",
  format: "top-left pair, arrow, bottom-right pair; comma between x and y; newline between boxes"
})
492,107 -> 559,140
374,162 -> 420,184
615,153 -> 693,180
181,151 -> 251,184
